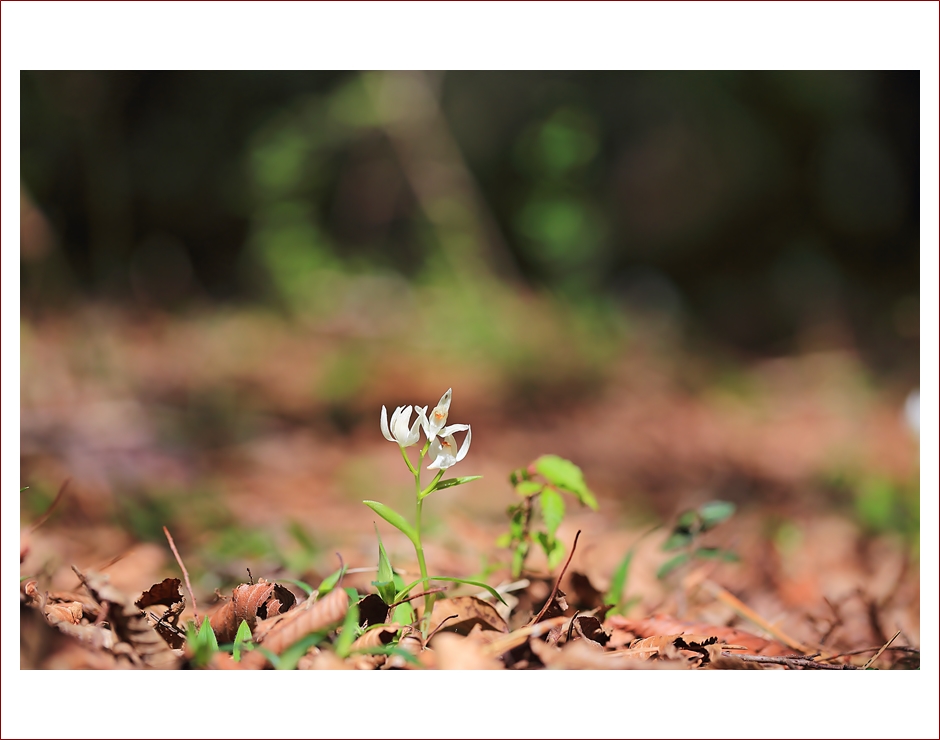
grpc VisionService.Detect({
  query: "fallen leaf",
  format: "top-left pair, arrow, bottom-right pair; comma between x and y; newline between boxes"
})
607,614 -> 796,657
432,633 -> 504,670
356,593 -> 390,629
209,579 -> 295,643
135,578 -> 183,609
427,596 -> 509,640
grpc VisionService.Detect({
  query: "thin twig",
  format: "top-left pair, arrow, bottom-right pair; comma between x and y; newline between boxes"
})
29,478 -> 70,532
163,526 -> 198,622
390,587 -> 447,608
862,630 -> 901,670
819,645 -> 920,661
722,652 -> 856,670
528,530 -> 581,627
425,613 -> 460,643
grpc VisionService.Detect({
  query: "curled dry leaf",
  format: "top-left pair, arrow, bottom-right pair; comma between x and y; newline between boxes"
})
255,585 -> 349,658
607,614 -> 796,657
45,601 -> 83,625
72,567 -> 179,669
135,578 -> 182,609
356,593 -> 390,629
530,636 -> 661,670
208,579 -> 296,643
350,623 -> 400,652
427,596 -> 509,640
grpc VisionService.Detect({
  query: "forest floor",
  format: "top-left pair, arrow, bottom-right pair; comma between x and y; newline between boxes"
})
18,305 -> 922,674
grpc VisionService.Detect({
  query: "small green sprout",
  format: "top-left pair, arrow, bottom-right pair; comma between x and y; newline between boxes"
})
499,454 -> 599,578
657,500 -> 738,580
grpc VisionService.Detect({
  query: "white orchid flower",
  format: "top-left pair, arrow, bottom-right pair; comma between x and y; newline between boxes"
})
422,388 -> 453,440
426,424 -> 471,470
381,404 -> 425,447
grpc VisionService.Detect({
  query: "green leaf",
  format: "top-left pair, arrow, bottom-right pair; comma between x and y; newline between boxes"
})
333,602 -> 360,659
394,576 -> 506,605
539,487 -> 565,538
352,644 -> 423,667
392,601 -> 415,625
656,552 -> 691,580
232,619 -> 253,662
373,525 -> 397,605
274,631 -> 327,670
494,533 -> 512,548
276,578 -> 314,596
695,547 -> 740,562
511,542 -> 528,579
661,530 -> 693,552
515,480 -> 544,496
430,475 -> 483,494
698,500 -> 735,530
363,500 -> 418,546
534,454 -> 598,510
186,616 -> 219,667
316,564 -> 347,595
535,531 -> 565,570
343,587 -> 360,603
604,547 -> 635,608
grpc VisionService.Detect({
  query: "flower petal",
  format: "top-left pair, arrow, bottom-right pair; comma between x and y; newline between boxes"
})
380,405 -> 395,443
455,425 -> 472,462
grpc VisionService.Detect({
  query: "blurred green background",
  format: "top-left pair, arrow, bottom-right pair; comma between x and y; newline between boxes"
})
20,70 -> 919,374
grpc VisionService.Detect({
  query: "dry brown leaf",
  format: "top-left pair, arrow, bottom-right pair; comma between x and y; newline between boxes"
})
135,578 -> 182,609
607,614 -> 796,657
356,593 -> 390,628
208,579 -> 296,643
350,623 -> 400,652
45,601 -> 83,625
255,586 -> 349,658
530,636 -> 666,670
427,596 -> 509,640
432,633 -> 504,670
72,567 -> 179,669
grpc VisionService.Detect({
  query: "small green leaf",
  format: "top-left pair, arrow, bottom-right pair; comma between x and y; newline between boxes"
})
316,565 -> 347,595
344,587 -> 359,602
535,531 -> 565,570
232,619 -> 253,662
392,602 -> 415,625
539,487 -> 565,538
511,542 -> 528,578
352,644 -> 423,667
656,552 -> 691,580
698,500 -> 735,530
276,578 -> 314,596
431,475 -> 483,493
604,547 -> 635,608
662,530 -> 694,552
695,547 -> 740,562
394,576 -> 506,605
373,525 -> 397,605
534,455 -> 598,510
363,500 -> 418,546
275,632 -> 327,670
495,533 -> 512,548
515,480 -> 544,496
186,616 -> 219,667
333,602 -> 360,659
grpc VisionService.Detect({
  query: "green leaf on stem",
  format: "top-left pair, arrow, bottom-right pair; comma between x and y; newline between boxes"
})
535,531 -> 565,569
316,565 -> 347,595
276,578 -> 314,596
373,525 -> 397,605
333,602 -> 360,659
514,480 -> 544,496
698,500 -> 736,530
539,487 -> 565,538
604,547 -> 635,610
394,576 -> 506,605
695,547 -> 740,562
429,475 -> 483,494
363,500 -> 418,546
533,455 -> 598,510
661,530 -> 694,552
656,551 -> 691,580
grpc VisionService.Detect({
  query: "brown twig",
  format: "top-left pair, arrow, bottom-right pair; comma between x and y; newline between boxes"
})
819,645 -> 920,661
390,587 -> 447,608
862,630 -> 901,670
163,526 -> 198,622
425,614 -> 460,643
722,652 -> 857,670
29,478 -> 70,532
528,530 -> 581,627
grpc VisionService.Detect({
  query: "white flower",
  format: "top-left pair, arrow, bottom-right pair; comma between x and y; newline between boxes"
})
381,404 -> 425,447
422,388 -> 453,440
427,424 -> 471,470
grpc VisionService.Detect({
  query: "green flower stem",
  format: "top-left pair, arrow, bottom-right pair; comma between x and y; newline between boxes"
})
399,445 -> 418,476
415,442 -> 432,628
419,470 -> 446,500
